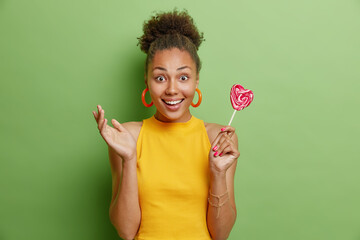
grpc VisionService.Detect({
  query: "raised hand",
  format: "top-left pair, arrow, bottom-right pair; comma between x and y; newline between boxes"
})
92,105 -> 137,161
209,126 -> 240,174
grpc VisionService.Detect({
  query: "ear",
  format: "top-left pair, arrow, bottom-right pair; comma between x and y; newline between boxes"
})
195,73 -> 199,89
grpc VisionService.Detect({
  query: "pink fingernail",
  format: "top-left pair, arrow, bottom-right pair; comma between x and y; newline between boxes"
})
219,153 -> 223,157
221,127 -> 226,131
213,146 -> 218,151
214,151 -> 218,157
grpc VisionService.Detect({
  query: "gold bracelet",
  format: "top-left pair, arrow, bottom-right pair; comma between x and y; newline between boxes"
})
208,190 -> 230,218
209,190 -> 228,199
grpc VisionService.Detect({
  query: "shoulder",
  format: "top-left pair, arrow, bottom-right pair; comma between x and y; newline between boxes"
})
122,121 -> 143,141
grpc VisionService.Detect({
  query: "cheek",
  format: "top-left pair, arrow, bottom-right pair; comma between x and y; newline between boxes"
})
148,84 -> 163,98
183,85 -> 197,97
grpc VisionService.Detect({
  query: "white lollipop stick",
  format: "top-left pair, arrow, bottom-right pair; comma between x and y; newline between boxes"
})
228,109 -> 237,126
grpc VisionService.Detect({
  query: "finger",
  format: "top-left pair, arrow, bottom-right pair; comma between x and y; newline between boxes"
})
218,137 -> 235,156
213,126 -> 235,145
101,118 -> 107,133
221,126 -> 236,138
221,125 -> 235,132
216,133 -> 231,148
212,134 -> 230,155
111,119 -> 127,132
217,135 -> 233,155
98,108 -> 105,130
97,105 -> 103,121
211,131 -> 227,150
221,146 -> 240,158
219,145 -> 232,157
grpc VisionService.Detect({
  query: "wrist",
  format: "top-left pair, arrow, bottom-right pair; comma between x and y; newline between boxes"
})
209,170 -> 227,196
122,156 -> 137,167
209,168 -> 227,180
209,165 -> 227,177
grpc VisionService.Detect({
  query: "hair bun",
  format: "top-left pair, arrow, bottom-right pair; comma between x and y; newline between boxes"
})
138,9 -> 204,53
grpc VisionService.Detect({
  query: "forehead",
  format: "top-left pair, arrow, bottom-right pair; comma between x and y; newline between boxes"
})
151,48 -> 195,70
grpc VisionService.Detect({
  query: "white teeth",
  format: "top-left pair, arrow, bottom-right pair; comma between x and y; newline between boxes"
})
165,100 -> 182,105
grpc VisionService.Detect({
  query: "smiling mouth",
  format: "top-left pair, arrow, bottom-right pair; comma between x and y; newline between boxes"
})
162,99 -> 184,105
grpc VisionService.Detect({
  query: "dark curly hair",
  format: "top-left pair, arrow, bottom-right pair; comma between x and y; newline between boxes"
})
137,9 -> 205,74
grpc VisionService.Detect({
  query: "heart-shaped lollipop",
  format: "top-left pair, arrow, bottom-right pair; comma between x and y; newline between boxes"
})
228,84 -> 254,125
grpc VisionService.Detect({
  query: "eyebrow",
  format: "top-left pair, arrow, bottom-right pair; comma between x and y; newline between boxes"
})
153,66 -> 191,71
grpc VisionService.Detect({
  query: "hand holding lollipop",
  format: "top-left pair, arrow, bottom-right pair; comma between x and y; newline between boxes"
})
228,84 -> 254,125
209,84 -> 252,170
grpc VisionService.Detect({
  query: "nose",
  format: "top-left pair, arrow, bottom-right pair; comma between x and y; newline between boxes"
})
165,79 -> 179,95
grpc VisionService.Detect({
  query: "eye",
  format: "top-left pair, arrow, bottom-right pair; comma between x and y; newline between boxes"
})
156,76 -> 165,82
180,75 -> 189,81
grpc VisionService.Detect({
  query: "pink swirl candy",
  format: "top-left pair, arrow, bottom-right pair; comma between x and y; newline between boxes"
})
230,84 -> 254,111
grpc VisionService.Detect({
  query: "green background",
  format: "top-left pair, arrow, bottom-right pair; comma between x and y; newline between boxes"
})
1,0 -> 359,239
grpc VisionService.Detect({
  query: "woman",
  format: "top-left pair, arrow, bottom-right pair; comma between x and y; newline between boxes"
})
92,9 -> 240,240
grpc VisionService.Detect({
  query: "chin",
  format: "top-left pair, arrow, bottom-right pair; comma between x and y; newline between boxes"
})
156,108 -> 190,122
162,112 -> 184,121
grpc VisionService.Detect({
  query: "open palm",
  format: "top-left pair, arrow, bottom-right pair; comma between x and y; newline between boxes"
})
93,105 -> 136,161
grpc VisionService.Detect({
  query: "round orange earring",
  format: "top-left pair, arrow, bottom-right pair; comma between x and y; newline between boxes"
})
142,88 -> 153,107
191,88 -> 202,108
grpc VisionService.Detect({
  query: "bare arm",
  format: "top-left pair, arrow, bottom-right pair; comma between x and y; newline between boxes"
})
207,160 -> 237,240
206,125 -> 239,240
93,105 -> 141,239
108,147 -> 140,240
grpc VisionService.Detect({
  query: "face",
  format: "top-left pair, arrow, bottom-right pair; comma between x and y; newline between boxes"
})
145,48 -> 199,123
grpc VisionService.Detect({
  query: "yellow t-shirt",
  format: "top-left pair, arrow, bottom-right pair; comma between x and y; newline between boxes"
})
135,115 -> 212,240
